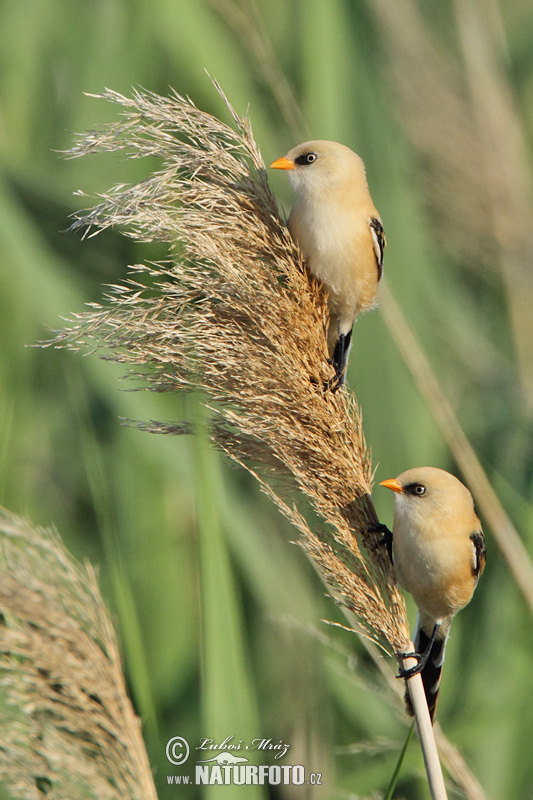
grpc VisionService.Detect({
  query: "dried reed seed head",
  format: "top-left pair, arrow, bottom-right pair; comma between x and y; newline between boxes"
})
54,83 -> 409,654
0,507 -> 157,800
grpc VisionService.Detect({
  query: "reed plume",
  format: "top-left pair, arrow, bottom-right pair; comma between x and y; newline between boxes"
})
53,83 -> 409,655
0,507 -> 157,800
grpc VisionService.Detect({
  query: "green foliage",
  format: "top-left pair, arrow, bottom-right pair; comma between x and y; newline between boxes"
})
1,1 -> 533,797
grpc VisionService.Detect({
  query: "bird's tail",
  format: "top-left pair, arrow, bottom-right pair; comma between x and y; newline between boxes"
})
405,615 -> 449,722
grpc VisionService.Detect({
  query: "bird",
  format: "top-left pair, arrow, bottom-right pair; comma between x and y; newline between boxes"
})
378,466 -> 486,721
270,140 -> 385,387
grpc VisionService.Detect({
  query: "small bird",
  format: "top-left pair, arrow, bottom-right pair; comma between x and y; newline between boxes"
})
270,140 -> 385,387
378,467 -> 486,721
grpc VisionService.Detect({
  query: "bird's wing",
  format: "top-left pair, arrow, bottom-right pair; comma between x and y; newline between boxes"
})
369,217 -> 386,281
470,530 -> 486,581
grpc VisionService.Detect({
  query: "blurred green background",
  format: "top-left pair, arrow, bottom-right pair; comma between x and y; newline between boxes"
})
1,0 -> 533,797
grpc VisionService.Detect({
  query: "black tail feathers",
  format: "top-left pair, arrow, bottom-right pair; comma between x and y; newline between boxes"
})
405,626 -> 446,722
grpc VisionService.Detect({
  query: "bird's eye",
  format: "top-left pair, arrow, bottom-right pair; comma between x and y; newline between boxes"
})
295,152 -> 318,166
405,482 -> 427,496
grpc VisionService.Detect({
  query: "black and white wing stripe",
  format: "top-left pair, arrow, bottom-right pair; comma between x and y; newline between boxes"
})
470,530 -> 486,582
369,217 -> 386,281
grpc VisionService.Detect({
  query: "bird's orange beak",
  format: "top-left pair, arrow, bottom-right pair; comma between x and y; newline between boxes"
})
269,156 -> 295,171
379,478 -> 404,494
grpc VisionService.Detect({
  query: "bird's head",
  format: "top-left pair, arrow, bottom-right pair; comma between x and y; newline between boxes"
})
379,467 -> 476,528
270,140 -> 367,197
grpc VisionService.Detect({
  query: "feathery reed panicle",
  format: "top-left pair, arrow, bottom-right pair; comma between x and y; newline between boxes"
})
0,507 -> 157,800
54,84 -> 409,654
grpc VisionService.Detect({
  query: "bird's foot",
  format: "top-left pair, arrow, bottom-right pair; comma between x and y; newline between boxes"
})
323,360 -> 345,393
367,522 -> 393,562
326,373 -> 345,393
367,522 -> 392,536
396,622 -> 441,679
396,652 -> 428,680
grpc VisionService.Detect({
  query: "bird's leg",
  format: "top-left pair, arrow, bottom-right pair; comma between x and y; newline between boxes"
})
333,333 -> 346,379
367,522 -> 393,563
397,623 -> 441,679
329,329 -> 353,391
